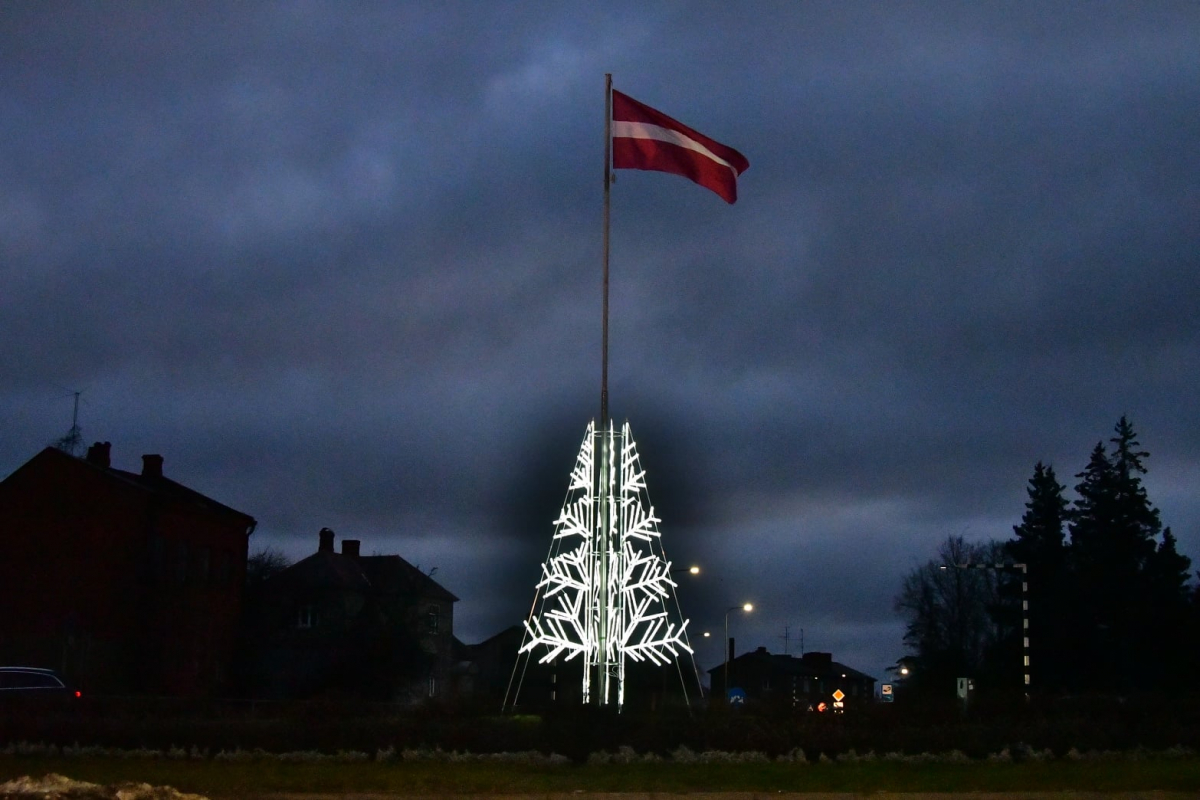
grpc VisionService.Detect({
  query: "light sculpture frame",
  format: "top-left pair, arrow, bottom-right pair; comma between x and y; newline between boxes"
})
513,420 -> 693,709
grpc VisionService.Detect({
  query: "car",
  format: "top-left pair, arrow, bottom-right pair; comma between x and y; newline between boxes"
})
0,666 -> 80,701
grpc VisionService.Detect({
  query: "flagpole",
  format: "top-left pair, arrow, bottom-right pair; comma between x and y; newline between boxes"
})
601,73 -> 612,427
596,72 -> 614,707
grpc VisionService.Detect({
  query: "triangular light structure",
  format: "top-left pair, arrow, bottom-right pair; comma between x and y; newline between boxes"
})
517,420 -> 692,709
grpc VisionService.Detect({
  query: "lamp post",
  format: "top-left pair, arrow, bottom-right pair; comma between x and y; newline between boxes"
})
723,603 -> 753,702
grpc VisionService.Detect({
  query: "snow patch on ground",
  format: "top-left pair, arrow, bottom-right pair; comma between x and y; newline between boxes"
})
0,773 -> 207,799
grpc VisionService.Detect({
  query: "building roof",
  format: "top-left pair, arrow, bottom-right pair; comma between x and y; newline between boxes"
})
269,550 -> 374,593
269,543 -> 459,603
707,648 -> 877,682
110,468 -> 255,527
2,446 -> 256,530
359,555 -> 459,602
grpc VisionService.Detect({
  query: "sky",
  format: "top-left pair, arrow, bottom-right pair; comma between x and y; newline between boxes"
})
3,2 -> 1198,688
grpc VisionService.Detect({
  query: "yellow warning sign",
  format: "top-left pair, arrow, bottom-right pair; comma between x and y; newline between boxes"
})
832,689 -> 845,702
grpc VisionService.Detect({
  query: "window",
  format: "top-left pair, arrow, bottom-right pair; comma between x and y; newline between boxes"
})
296,605 -> 316,629
215,551 -> 231,586
175,542 -> 189,585
197,546 -> 211,585
425,606 -> 439,634
149,536 -> 164,582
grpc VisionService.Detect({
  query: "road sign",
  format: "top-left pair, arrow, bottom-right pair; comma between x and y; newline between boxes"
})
881,683 -> 894,702
831,689 -> 845,702
727,687 -> 746,705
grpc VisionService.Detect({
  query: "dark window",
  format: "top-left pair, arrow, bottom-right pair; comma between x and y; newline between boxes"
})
197,546 -> 211,584
425,606 -> 439,633
215,551 -> 232,586
175,542 -> 189,585
149,536 -> 164,582
296,605 -> 316,629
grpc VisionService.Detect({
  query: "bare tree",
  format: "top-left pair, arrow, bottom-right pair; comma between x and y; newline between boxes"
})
894,536 -> 1005,694
246,546 -> 291,587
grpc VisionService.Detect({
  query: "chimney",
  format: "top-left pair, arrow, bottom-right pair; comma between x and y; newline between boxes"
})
318,527 -> 335,553
85,442 -> 111,468
341,539 -> 360,558
141,454 -> 163,478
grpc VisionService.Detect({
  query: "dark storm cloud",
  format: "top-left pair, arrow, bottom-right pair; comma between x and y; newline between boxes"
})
3,2 -> 1197,679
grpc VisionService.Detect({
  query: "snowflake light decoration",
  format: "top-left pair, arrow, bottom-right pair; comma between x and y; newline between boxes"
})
519,420 -> 692,708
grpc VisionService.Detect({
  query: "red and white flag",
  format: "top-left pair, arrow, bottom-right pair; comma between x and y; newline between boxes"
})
611,89 -> 749,204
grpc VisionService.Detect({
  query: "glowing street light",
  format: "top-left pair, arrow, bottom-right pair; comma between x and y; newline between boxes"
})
724,602 -> 753,701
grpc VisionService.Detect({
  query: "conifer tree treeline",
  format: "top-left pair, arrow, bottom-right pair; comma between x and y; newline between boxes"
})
896,417 -> 1196,696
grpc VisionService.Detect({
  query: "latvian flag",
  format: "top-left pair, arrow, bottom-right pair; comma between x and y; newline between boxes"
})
611,89 -> 749,204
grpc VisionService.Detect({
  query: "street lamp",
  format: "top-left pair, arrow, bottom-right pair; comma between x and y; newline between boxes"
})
724,603 -> 753,702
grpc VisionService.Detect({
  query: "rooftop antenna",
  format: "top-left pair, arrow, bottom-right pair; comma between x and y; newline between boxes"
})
52,389 -> 84,456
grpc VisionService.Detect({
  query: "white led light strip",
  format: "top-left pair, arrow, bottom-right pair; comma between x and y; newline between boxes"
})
520,421 -> 692,708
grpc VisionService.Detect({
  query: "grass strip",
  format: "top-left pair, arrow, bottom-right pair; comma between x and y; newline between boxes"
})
2,757 -> 1198,796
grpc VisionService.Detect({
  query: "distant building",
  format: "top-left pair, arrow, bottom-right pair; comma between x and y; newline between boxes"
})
459,624 -> 559,708
239,528 -> 459,701
709,647 -> 876,709
0,442 -> 256,696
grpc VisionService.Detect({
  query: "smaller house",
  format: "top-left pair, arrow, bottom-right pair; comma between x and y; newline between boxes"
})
458,624 -> 560,708
240,528 -> 458,701
709,647 -> 876,709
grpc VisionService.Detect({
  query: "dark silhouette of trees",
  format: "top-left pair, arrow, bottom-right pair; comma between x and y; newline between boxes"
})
894,536 -> 1006,695
1066,416 -> 1190,692
246,546 -> 291,587
996,461 -> 1071,692
897,417 -> 1195,698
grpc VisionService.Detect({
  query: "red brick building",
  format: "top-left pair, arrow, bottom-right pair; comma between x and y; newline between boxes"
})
0,442 -> 256,696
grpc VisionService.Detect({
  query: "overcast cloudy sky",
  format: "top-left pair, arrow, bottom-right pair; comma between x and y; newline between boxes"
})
3,2 -> 1198,685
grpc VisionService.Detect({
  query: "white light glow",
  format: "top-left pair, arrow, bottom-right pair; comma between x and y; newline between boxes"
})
519,421 -> 692,708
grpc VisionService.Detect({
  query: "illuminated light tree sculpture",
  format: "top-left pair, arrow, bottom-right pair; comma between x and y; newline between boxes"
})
515,420 -> 693,709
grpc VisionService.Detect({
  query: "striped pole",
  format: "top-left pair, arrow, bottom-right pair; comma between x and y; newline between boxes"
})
948,562 -> 1030,693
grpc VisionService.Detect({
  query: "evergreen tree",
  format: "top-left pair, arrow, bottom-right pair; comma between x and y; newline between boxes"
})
1066,417 -> 1189,692
1003,461 -> 1070,692
1009,462 -> 1069,566
1143,528 -> 1194,682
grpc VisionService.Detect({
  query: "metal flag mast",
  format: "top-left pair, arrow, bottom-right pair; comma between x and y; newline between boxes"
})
602,72 -> 612,428
506,75 -> 696,711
